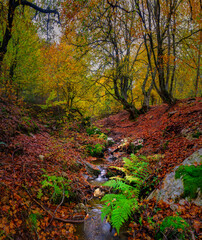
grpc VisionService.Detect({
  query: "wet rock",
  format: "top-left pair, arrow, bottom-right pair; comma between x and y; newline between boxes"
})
119,138 -> 130,151
129,138 -> 143,153
181,128 -> 190,136
148,149 -> 202,207
84,162 -> 101,177
181,127 -> 202,141
74,203 -> 87,213
107,155 -> 117,161
112,138 -> 144,154
94,188 -> 105,198
84,208 -> 115,240
111,138 -> 130,153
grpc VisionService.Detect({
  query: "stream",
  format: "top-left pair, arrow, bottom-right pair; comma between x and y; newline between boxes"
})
75,155 -> 129,240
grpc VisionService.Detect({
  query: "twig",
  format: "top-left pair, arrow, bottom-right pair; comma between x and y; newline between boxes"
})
24,187 -> 84,223
48,184 -> 65,226
190,231 -> 196,240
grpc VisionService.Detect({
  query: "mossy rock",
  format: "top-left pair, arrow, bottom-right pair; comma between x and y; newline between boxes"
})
147,149 -> 202,206
175,165 -> 202,199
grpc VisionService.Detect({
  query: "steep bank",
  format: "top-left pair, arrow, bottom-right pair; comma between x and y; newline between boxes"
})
0,97 -> 201,239
95,97 -> 201,239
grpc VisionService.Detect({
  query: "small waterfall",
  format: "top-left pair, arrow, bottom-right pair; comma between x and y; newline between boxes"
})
95,167 -> 108,182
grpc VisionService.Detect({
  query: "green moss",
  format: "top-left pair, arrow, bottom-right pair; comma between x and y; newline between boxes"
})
156,216 -> 191,240
175,165 -> 202,199
87,143 -> 104,157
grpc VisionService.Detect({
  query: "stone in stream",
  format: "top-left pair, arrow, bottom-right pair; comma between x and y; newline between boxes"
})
84,162 -> 101,177
84,208 -> 113,240
84,208 -> 127,240
94,188 -> 105,198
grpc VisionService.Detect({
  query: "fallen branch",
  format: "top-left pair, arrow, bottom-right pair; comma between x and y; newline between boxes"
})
24,187 -> 84,223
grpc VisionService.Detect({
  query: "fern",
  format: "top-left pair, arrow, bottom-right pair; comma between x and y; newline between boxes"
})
101,154 -> 149,234
101,194 -> 138,234
38,174 -> 71,203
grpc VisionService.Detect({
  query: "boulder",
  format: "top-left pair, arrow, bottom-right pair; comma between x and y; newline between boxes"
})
148,149 -> 202,208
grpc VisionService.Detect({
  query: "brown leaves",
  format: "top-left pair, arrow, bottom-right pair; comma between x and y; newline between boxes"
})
98,98 -> 202,239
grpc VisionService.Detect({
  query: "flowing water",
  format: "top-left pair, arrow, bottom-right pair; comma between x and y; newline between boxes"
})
75,156 -> 129,240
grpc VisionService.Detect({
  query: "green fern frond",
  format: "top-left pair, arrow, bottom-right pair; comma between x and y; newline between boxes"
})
138,155 -> 147,160
130,154 -> 139,161
102,193 -> 138,234
101,154 -> 149,234
125,175 -> 142,184
110,166 -> 126,172
39,174 -> 71,203
122,157 -> 133,168
103,180 -> 134,196
111,198 -> 137,233
110,176 -> 125,181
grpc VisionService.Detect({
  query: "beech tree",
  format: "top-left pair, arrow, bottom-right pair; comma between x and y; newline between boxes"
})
62,0 -> 143,118
133,0 -> 201,104
1,12 -> 43,100
0,0 -> 59,71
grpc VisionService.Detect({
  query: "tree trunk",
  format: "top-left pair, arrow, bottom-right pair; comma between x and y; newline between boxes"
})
195,44 -> 201,97
0,0 -> 59,73
140,65 -> 155,113
113,75 -> 139,119
0,0 -> 15,73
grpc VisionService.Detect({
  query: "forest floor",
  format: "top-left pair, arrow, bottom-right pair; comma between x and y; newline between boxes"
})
0,97 -> 201,240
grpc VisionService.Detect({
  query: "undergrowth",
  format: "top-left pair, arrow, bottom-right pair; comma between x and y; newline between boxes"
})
37,174 -> 71,204
156,216 -> 191,240
87,143 -> 104,157
101,154 -> 149,234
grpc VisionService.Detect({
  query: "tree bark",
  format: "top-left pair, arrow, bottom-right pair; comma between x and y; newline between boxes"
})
195,43 -> 201,97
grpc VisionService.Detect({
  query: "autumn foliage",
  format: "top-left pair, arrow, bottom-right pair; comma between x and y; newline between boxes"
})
0,96 -> 201,239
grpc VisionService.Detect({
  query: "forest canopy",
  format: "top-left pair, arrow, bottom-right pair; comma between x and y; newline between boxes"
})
0,0 -> 201,118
